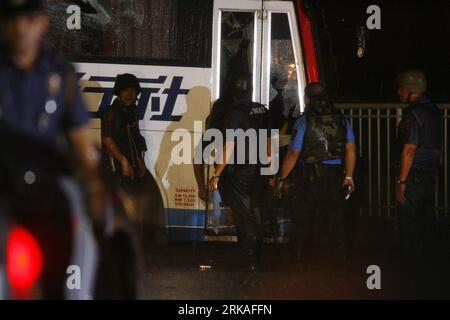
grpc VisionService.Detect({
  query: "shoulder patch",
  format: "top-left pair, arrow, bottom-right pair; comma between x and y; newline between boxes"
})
249,105 -> 267,116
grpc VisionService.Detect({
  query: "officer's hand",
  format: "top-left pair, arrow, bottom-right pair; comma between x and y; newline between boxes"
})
396,183 -> 407,205
342,177 -> 355,193
138,158 -> 147,178
208,176 -> 219,191
121,158 -> 133,178
268,177 -> 276,187
86,180 -> 106,238
273,179 -> 285,200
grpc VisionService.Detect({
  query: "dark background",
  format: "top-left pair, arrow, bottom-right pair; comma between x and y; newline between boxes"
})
313,0 -> 450,102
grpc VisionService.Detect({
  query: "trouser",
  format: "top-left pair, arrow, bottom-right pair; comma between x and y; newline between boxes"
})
120,172 -> 166,243
397,169 -> 438,262
227,173 -> 264,261
287,164 -> 347,259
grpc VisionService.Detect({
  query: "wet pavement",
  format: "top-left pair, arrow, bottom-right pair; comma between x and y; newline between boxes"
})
139,218 -> 450,300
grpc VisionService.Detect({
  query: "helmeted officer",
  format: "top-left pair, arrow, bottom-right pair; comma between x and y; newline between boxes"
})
274,83 -> 357,263
101,73 -> 148,181
0,0 -> 102,299
395,70 -> 443,263
101,73 -> 166,244
207,72 -> 272,269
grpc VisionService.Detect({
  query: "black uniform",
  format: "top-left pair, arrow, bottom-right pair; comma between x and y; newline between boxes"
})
223,95 -> 271,264
101,98 -> 147,180
101,98 -> 166,243
396,96 -> 443,260
287,101 -> 354,261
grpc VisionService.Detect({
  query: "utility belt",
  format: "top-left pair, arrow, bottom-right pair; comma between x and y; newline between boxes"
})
393,164 -> 438,187
393,163 -> 439,174
411,165 -> 439,174
295,161 -> 343,181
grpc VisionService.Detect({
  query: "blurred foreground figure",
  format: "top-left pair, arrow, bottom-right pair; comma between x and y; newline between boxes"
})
274,83 -> 356,265
395,70 -> 443,276
0,0 -> 135,299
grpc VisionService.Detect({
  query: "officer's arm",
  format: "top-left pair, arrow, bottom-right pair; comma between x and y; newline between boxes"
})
194,163 -> 206,188
279,149 -> 301,179
102,137 -> 128,165
279,117 -> 303,179
345,142 -> 356,179
70,127 -> 100,179
266,137 -> 272,167
399,144 -> 417,182
215,139 -> 235,177
69,127 -> 104,223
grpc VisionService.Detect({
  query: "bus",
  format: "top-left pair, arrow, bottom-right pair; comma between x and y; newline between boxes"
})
46,0 -> 324,241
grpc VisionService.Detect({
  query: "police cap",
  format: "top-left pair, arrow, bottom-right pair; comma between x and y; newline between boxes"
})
0,0 -> 46,19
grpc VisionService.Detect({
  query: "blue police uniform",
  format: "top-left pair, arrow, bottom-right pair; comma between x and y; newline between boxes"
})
0,49 -> 89,149
286,110 -> 355,261
398,96 -> 443,169
396,96 -> 443,261
289,116 -> 355,163
0,48 -> 92,299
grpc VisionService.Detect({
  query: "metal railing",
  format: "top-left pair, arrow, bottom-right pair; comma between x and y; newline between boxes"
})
335,103 -> 449,222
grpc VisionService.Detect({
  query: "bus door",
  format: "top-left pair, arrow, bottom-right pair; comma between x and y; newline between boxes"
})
206,0 -> 306,240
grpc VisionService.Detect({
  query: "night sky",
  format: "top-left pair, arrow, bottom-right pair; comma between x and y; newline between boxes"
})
314,0 -> 450,103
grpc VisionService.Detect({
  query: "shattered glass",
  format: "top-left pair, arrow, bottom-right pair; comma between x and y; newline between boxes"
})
46,0 -> 213,66
270,13 -> 301,119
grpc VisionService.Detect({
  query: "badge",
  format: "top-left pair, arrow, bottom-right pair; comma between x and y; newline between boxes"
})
45,99 -> 58,114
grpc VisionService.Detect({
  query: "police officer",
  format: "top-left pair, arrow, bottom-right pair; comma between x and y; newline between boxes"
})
101,73 -> 166,244
207,73 -> 272,269
274,83 -> 356,263
193,86 -> 236,203
395,70 -> 443,264
0,0 -> 103,299
101,73 -> 148,181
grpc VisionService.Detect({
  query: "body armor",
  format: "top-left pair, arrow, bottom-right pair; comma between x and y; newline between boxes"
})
397,101 -> 443,169
301,108 -> 347,162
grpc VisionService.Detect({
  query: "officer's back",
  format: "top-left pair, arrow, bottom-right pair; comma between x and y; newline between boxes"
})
399,97 -> 443,170
223,81 -> 271,176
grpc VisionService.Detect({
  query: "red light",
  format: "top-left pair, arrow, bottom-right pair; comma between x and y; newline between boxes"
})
6,227 -> 43,291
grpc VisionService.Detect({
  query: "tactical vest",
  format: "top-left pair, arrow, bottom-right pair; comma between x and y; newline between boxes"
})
232,102 -> 270,170
239,102 -> 270,131
396,102 -> 443,169
301,109 -> 347,162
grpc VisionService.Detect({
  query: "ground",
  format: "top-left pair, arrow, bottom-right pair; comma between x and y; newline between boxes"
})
138,217 -> 450,300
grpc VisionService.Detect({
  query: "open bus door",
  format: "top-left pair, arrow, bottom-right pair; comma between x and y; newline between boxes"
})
204,0 -> 308,241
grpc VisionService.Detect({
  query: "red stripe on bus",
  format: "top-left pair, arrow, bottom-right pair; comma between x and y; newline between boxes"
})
296,0 -> 319,83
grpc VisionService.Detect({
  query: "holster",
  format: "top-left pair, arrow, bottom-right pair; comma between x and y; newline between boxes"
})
298,162 -> 324,182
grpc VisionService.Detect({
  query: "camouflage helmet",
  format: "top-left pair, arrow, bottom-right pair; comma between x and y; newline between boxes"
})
397,70 -> 427,94
113,73 -> 142,96
305,82 -> 328,101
